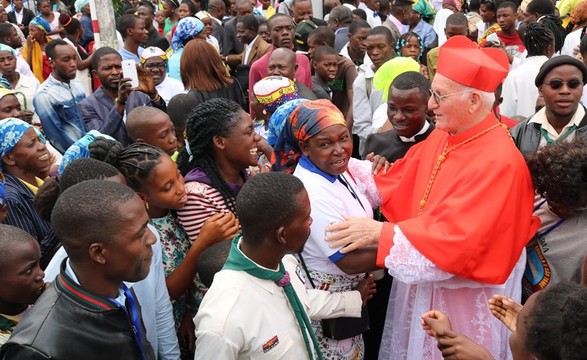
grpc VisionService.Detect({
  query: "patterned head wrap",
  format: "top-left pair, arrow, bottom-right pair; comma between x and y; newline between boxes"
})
271,100 -> 346,173
0,171 -> 5,207
58,130 -> 114,174
267,99 -> 308,146
412,0 -> 435,17
140,46 -> 168,64
0,118 -> 33,168
30,16 -> 51,33
74,0 -> 90,13
0,77 -> 12,90
253,76 -> 300,114
0,44 -> 16,57
171,17 -> 205,50
373,56 -> 421,101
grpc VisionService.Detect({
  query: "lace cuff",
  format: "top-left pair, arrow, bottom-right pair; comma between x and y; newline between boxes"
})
347,158 -> 382,208
385,225 -> 454,284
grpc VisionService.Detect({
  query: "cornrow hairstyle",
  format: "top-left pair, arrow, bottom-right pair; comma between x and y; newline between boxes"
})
537,15 -> 566,53
524,22 -> 554,57
396,31 -> 424,61
177,98 -> 244,212
89,138 -> 165,192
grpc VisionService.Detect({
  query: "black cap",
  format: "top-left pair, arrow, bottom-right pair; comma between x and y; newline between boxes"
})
295,20 -> 318,52
535,55 -> 587,87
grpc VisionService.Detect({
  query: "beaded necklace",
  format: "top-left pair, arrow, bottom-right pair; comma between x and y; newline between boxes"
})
418,122 -> 508,215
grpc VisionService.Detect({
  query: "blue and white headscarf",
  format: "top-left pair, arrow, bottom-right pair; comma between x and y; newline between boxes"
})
58,130 -> 114,174
74,0 -> 90,13
0,118 -> 32,168
30,16 -> 51,33
171,17 -> 204,51
0,44 -> 16,57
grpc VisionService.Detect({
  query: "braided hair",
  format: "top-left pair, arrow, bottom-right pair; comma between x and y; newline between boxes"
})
537,15 -> 566,53
396,31 -> 424,61
177,98 -> 244,212
524,22 -> 554,57
89,138 -> 165,192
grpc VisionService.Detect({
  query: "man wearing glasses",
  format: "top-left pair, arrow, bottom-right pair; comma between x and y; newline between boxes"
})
324,36 -> 539,360
140,47 -> 185,104
511,55 -> 587,157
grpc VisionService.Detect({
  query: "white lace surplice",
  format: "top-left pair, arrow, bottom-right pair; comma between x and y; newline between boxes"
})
379,226 -> 524,360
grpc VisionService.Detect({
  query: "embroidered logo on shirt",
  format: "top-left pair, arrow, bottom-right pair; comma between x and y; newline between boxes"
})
262,335 -> 279,353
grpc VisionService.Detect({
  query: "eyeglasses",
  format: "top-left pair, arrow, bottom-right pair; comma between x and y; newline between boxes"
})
429,89 -> 473,105
144,62 -> 166,70
542,79 -> 583,90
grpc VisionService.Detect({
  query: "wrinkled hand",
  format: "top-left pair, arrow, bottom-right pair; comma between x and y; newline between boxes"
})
435,330 -> 495,360
365,152 -> 391,175
357,273 -> 376,306
198,212 -> 240,248
421,310 -> 452,338
136,65 -> 156,96
178,311 -> 196,353
324,216 -> 383,253
117,77 -> 133,104
488,294 -> 522,332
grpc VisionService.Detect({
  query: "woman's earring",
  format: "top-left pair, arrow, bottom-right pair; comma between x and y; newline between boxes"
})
145,202 -> 150,210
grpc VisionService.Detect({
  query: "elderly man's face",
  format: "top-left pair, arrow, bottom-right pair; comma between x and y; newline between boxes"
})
268,53 -> 296,79
539,64 -> 584,123
428,74 -> 476,134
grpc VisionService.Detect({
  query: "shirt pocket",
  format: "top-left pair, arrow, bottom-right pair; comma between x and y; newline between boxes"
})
250,333 -> 294,360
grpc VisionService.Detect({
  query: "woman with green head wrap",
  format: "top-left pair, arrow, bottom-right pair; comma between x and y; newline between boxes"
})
404,0 -> 438,48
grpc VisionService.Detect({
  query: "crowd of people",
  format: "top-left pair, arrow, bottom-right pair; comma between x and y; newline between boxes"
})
0,0 -> 586,359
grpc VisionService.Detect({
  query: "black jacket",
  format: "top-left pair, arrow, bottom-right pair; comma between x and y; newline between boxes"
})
509,106 -> 587,158
7,8 -> 35,36
0,261 -> 156,360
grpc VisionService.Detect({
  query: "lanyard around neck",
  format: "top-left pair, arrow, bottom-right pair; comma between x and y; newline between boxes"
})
337,174 -> 366,213
108,284 -> 145,360
534,199 -> 566,239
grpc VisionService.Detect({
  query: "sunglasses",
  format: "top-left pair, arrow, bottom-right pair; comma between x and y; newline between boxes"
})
543,79 -> 583,90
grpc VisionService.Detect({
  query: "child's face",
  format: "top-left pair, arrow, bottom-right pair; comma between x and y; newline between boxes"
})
258,24 -> 270,43
401,36 -> 421,60
140,114 -> 178,156
155,11 -> 166,26
141,155 -> 187,210
0,240 -> 44,308
178,3 -> 191,18
313,54 -> 339,82
260,0 -> 270,8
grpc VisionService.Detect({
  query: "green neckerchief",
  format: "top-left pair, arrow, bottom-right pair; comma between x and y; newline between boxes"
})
223,234 -> 323,360
0,314 -> 18,333
540,125 -> 577,144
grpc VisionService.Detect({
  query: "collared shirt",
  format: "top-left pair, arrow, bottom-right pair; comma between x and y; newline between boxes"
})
244,35 -> 259,65
14,8 -> 23,23
359,3 -> 382,28
19,177 -> 43,195
399,120 -> 431,142
33,75 -> 86,153
44,224 -> 181,360
529,104 -> 585,144
501,55 -> 549,118
403,19 -> 437,48
195,252 -> 361,359
339,43 -> 373,72
156,75 -> 186,104
119,46 -> 145,64
79,87 -> 166,146
294,156 -> 373,274
65,259 -> 127,305
387,14 -> 404,35
14,72 -> 40,124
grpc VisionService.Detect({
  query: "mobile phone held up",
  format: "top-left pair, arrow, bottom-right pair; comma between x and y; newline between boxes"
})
121,60 -> 139,88
486,33 -> 500,47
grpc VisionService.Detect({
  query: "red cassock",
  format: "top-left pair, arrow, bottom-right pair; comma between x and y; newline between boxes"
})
375,113 -> 540,284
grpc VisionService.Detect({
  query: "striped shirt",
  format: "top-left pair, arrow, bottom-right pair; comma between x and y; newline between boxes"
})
3,173 -> 59,266
177,181 -> 231,242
